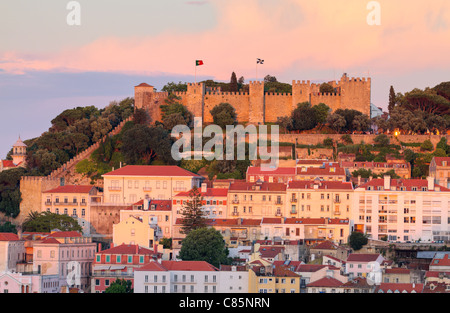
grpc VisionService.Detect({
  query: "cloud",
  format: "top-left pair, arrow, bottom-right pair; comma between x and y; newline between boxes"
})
0,0 -> 449,82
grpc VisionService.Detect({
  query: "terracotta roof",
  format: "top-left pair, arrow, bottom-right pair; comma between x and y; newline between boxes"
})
247,167 -> 296,176
127,199 -> 172,211
241,219 -> 262,226
174,188 -> 228,198
103,165 -> 202,177
98,244 -> 156,255
261,217 -> 282,224
135,83 -> 153,87
1,160 -> 16,168
425,271 -> 450,278
296,166 -> 346,176
136,261 -> 218,272
43,185 -> 95,194
0,233 -> 20,241
295,264 -> 327,272
423,282 -> 450,293
347,253 -> 382,263
340,277 -> 371,288
287,180 -> 353,190
341,161 -> 410,169
258,246 -> 284,258
375,283 -> 424,293
358,178 -> 450,192
431,254 -> 450,267
307,276 -> 343,287
296,159 -> 331,165
229,181 -> 287,192
311,240 -> 338,250
273,265 -> 300,277
385,268 -> 410,274
39,237 -> 61,244
433,157 -> 450,166
50,231 -> 82,238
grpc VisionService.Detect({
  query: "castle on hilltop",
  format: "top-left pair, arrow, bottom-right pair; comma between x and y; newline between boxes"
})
135,73 -> 371,125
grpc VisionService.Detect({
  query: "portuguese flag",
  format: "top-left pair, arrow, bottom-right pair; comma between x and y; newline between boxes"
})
196,60 -> 204,66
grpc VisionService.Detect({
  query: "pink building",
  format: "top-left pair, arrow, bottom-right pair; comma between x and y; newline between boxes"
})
91,243 -> 161,293
345,253 -> 384,279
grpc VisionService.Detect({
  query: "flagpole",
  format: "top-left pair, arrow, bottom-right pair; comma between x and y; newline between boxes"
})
195,62 -> 197,84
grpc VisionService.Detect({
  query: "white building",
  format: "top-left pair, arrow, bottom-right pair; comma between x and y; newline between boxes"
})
134,260 -> 219,293
353,176 -> 450,242
0,233 -> 25,272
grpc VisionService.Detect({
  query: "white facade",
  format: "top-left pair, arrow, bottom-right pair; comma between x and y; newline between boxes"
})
218,267 -> 249,293
353,177 -> 450,242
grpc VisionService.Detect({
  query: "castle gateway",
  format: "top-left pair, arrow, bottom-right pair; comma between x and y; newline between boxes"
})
134,73 -> 371,125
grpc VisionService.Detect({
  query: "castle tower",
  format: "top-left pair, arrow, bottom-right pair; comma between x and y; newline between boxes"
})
249,81 -> 265,125
134,83 -> 154,110
11,137 -> 27,166
292,80 -> 312,110
186,82 -> 205,122
338,74 -> 371,116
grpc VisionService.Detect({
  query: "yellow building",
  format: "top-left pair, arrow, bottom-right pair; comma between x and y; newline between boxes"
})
42,185 -> 100,235
430,157 -> 450,188
228,181 -> 287,218
249,264 -> 301,293
287,179 -> 353,220
112,216 -> 156,249
102,165 -> 204,205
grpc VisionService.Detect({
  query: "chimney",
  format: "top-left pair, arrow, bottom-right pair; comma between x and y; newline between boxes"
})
427,176 -> 435,191
136,244 -> 139,254
143,197 -> 150,211
358,175 -> 361,186
201,183 -> 207,193
97,242 -> 102,252
384,176 -> 390,190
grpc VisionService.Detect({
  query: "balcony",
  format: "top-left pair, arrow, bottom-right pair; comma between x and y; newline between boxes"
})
333,199 -> 341,204
232,200 -> 239,204
334,211 -> 340,216
275,212 -> 283,217
290,210 -> 297,215
290,198 -> 297,203
274,201 -> 283,205
143,187 -> 152,192
109,186 -> 122,191
173,187 -> 187,192
232,212 -> 239,216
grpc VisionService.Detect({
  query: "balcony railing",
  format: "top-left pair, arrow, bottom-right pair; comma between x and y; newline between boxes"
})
274,201 -> 283,205
290,210 -> 297,215
143,187 -> 152,192
109,187 -> 122,191
232,200 -> 239,204
232,212 -> 239,216
290,198 -> 297,203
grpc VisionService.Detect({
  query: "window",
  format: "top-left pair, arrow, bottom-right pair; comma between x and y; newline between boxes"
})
116,255 -> 121,263
96,255 -> 100,262
105,255 -> 110,263
128,255 -> 133,263
139,256 -> 144,264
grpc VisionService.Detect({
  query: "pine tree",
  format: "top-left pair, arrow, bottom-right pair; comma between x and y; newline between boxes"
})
180,186 -> 207,235
229,72 -> 238,92
388,86 -> 397,113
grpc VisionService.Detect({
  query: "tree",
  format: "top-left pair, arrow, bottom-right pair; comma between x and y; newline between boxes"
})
210,103 -> 237,128
22,211 -> 82,233
159,237 -> 172,249
400,88 -> 450,115
180,186 -> 207,235
436,137 -> 449,155
326,113 -> 346,133
104,279 -> 133,293
291,102 -> 318,131
0,221 -> 17,233
161,81 -> 187,93
276,116 -> 292,133
349,231 -> 368,251
352,114 -> 371,132
229,72 -> 238,92
178,227 -> 231,268
341,134 -> 353,145
374,134 -> 390,146
388,86 -> 397,113
133,108 -> 150,125
313,103 -> 331,126
319,83 -> 335,94
264,75 -> 277,83
0,167 -> 26,218
420,139 -> 434,152
160,93 -> 193,127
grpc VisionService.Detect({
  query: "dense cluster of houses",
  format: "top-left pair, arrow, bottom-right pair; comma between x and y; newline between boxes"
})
0,156 -> 449,293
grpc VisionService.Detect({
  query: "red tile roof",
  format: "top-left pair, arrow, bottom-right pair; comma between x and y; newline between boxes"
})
0,233 -> 20,241
50,231 -> 82,238
98,244 -> 156,255
174,188 -> 228,198
43,185 -> 96,194
423,282 -> 450,293
247,167 -> 296,176
359,178 -> 450,192
40,237 -> 61,244
229,181 -> 287,192
311,240 -> 338,250
347,253 -> 382,263
241,219 -> 262,226
385,268 -> 410,274
296,165 -> 346,176
295,264 -> 327,272
127,199 -> 172,211
307,276 -> 343,287
287,180 -> 353,190
136,261 -> 219,272
103,165 -> 202,177
296,159 -> 331,165
1,160 -> 16,168
258,246 -> 284,258
135,83 -> 153,87
433,157 -> 450,166
375,283 -> 424,293
431,254 -> 450,267
261,217 -> 282,224
340,277 -> 371,288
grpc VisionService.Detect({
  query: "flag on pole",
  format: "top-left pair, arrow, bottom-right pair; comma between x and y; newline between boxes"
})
257,58 -> 264,64
196,60 -> 204,66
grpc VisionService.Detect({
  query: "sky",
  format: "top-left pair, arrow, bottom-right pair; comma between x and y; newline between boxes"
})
1,0 -> 449,158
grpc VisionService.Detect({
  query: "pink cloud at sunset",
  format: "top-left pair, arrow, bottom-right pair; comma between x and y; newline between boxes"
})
0,0 -> 449,81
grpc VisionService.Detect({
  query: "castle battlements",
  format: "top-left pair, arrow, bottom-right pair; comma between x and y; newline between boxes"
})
135,73 -> 371,125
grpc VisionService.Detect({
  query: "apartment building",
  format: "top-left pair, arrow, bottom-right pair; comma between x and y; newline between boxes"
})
91,243 -> 160,293
172,184 -> 228,221
119,199 -> 173,244
353,176 -> 450,242
430,156 -> 450,188
0,233 -> 25,273
32,231 -> 97,292
286,179 -> 353,220
42,185 -> 100,235
228,181 -> 287,219
102,165 -> 203,204
340,160 -> 411,179
133,260 -> 219,293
